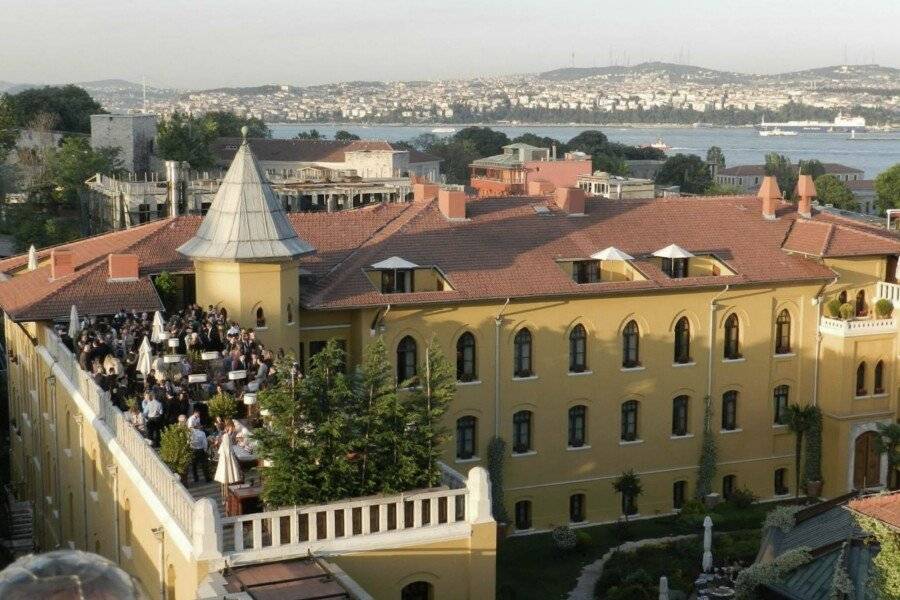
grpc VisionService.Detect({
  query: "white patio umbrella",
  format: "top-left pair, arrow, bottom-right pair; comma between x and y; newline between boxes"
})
590,246 -> 634,261
702,515 -> 714,572
652,244 -> 695,259
659,576 -> 669,600
68,305 -> 80,340
136,336 -> 153,378
27,245 -> 37,271
151,311 -> 165,344
214,433 -> 242,505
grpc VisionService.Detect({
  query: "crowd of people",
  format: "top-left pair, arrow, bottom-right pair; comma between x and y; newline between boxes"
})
57,304 -> 285,484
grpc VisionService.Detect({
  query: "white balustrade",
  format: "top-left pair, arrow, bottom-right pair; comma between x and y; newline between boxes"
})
819,316 -> 897,337
875,281 -> 900,304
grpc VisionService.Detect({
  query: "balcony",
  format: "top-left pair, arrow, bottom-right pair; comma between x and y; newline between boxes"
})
819,316 -> 897,338
875,281 -> 900,304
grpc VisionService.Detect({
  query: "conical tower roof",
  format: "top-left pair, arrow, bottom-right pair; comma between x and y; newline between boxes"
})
177,135 -> 313,262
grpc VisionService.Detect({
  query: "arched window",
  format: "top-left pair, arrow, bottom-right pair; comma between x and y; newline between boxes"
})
568,405 -> 587,448
856,362 -> 867,396
774,468 -> 789,496
286,302 -> 294,325
674,317 -> 691,364
874,360 -> 885,395
456,332 -> 477,382
396,336 -> 417,384
672,395 -> 689,436
569,325 -> 587,373
622,320 -> 640,368
673,481 -> 687,509
512,410 -> 533,453
569,493 -> 586,523
456,416 -> 477,460
724,314 -> 741,359
773,385 -> 789,425
855,290 -> 867,317
621,400 -> 639,441
401,581 -> 434,600
722,475 -> 736,500
514,328 -> 533,377
838,290 -> 847,305
514,500 -> 532,530
775,310 -> 791,354
722,391 -> 738,431
255,306 -> 266,328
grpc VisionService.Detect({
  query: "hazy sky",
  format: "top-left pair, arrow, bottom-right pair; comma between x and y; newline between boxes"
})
2,0 -> 897,89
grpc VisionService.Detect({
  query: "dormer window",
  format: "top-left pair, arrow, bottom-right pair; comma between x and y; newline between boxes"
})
653,245 -> 694,279
371,257 -> 419,294
572,260 -> 600,284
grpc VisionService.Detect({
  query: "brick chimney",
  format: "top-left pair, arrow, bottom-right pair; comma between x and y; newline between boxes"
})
108,253 -> 139,280
795,174 -> 816,218
555,187 -> 586,215
413,182 -> 440,203
50,249 -> 74,279
438,188 -> 467,220
757,176 -> 781,220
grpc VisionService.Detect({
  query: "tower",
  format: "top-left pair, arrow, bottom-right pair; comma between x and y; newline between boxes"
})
177,128 -> 314,356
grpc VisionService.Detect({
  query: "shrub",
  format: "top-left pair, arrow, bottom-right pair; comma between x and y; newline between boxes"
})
838,302 -> 855,320
487,437 -> 509,523
825,298 -> 842,318
727,487 -> 758,510
734,547 -> 812,599
159,424 -> 192,476
763,505 -> 803,533
875,298 -> 894,318
606,584 -> 654,600
551,525 -> 577,551
125,396 -> 140,411
208,391 -> 238,421
575,529 -> 591,551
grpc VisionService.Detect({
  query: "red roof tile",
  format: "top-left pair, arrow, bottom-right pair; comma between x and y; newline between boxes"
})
847,491 -> 900,531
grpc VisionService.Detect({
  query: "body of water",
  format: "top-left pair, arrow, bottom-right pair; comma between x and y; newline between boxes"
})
270,123 -> 900,179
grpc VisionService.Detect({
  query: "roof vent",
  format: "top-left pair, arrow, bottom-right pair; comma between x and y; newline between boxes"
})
438,188 -> 467,220
413,183 -> 440,203
50,249 -> 75,280
757,176 -> 781,220
554,187 -> 586,215
108,253 -> 139,281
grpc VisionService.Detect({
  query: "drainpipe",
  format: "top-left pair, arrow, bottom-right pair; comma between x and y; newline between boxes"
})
707,285 -> 730,404
152,526 -> 166,600
107,465 -> 120,564
812,276 -> 839,406
494,298 -> 511,437
73,414 -> 88,549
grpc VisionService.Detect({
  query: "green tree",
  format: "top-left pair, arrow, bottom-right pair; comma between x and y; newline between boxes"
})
593,153 -> 629,176
405,338 -> 455,488
703,182 -> 744,196
202,111 -> 270,138
44,136 -> 122,208
2,85 -> 102,133
426,139 -> 480,184
612,470 -> 643,520
706,146 -> 725,167
566,130 -> 609,155
695,397 -> 718,500
874,422 -> 900,490
0,96 -> 17,155
655,153 -> 712,193
764,153 -> 795,198
874,163 -> 900,214
156,112 -> 217,169
785,405 -> 818,497
798,159 -> 825,180
334,130 -> 360,141
453,126 -> 510,157
295,129 -> 323,140
510,133 -> 565,152
814,174 -> 859,211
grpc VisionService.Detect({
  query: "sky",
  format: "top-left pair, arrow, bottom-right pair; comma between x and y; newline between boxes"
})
1,0 -> 898,89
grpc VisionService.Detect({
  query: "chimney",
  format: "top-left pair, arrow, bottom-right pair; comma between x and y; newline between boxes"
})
413,182 -> 440,203
555,187 -> 586,215
794,174 -> 816,218
50,249 -> 74,279
108,253 -> 140,280
438,188 -> 467,220
757,176 -> 781,220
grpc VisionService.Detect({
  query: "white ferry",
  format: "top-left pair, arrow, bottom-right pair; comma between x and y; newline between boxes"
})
756,113 -> 867,134
758,128 -> 797,137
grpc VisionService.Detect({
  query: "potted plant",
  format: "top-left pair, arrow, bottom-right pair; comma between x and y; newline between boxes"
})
874,422 -> 900,490
208,391 -> 238,422
875,298 -> 894,318
612,470 -> 643,522
838,303 -> 855,320
826,298 -> 842,318
159,424 -> 192,481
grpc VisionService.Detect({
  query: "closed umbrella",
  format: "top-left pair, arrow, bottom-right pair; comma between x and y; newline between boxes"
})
136,336 -> 153,378
68,305 -> 80,340
214,433 -> 242,507
702,515 -> 713,572
27,245 -> 37,271
659,576 -> 669,600
151,311 -> 165,344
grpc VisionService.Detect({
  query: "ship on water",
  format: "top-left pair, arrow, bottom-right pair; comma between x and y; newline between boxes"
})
757,113 -> 867,134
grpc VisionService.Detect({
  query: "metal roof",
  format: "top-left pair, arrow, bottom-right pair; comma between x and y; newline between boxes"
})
177,139 -> 314,262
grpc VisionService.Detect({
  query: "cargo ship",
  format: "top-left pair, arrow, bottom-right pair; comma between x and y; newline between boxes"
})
756,113 -> 866,134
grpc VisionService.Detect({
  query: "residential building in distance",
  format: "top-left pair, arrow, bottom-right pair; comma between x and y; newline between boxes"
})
90,113 -> 158,173
845,179 -> 877,214
624,159 -> 667,180
577,171 -> 656,199
715,162 -> 864,193
469,143 -> 592,196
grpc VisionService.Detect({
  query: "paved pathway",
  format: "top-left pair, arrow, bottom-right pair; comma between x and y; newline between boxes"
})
566,533 -> 698,600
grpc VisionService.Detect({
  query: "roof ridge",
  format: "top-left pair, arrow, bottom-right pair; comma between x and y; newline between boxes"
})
821,222 -> 836,255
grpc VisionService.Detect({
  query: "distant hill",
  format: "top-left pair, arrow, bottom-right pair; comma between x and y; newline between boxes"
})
773,64 -> 900,80
76,79 -> 141,90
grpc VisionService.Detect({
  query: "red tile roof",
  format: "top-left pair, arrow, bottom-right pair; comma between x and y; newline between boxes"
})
2,195 -> 900,320
847,491 -> 900,531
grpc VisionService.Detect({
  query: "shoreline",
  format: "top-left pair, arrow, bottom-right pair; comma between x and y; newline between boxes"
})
267,121 -> 755,130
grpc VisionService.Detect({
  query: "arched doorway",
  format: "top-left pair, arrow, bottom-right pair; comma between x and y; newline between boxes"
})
853,431 -> 881,489
401,581 -> 433,600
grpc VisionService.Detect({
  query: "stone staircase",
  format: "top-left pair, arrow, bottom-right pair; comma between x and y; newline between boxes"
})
2,487 -> 34,559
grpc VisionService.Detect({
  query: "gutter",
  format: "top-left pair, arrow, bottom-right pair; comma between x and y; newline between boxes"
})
812,276 -> 838,406
494,298 -> 511,437
707,285 -> 730,404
